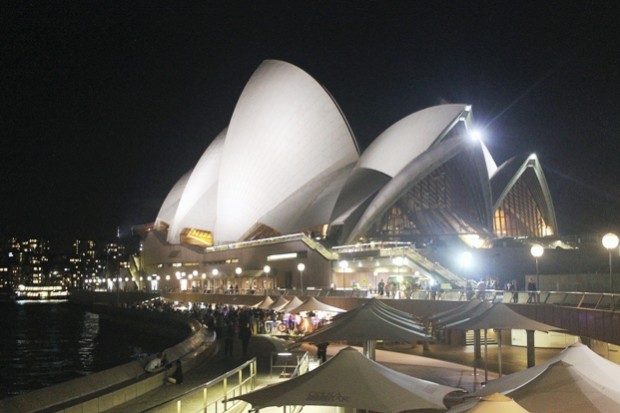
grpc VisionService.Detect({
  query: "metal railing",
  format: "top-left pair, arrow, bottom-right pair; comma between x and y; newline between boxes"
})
143,358 -> 257,413
409,288 -> 619,311
270,351 -> 309,378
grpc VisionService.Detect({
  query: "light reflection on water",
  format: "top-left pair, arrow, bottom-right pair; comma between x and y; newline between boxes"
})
0,301 -> 174,399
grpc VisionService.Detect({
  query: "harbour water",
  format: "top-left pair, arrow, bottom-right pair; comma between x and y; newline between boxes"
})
0,301 -> 177,400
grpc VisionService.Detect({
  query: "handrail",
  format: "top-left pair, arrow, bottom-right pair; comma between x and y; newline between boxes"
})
142,357 -> 257,413
203,232 -> 339,261
420,288 -> 619,311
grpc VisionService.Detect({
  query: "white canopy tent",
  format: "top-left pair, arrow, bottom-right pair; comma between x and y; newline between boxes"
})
442,303 -> 564,379
297,298 -> 430,359
233,346 -> 462,412
269,295 -> 290,312
281,296 -> 303,313
465,393 -> 530,412
287,296 -> 346,313
251,296 -> 274,309
449,343 -> 620,412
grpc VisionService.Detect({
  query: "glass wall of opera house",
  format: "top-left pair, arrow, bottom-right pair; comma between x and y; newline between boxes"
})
134,60 -> 559,295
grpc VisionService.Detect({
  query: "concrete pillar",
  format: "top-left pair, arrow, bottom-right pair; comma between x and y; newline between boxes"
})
527,329 -> 535,367
474,329 -> 481,360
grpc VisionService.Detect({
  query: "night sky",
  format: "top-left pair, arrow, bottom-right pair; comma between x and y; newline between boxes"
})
3,1 -> 620,251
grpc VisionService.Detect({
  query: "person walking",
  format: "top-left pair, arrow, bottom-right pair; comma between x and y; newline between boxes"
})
476,280 -> 486,300
527,278 -> 537,303
223,317 -> 236,357
510,280 -> 519,303
316,342 -> 329,364
238,321 -> 252,358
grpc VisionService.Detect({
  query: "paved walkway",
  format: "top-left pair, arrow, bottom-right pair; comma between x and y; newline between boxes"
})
106,335 -> 564,412
105,335 -> 290,413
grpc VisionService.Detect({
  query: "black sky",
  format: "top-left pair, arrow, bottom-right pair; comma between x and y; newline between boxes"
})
3,1 -> 620,251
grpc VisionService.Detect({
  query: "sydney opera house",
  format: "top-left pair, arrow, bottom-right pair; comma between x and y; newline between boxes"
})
138,60 -> 557,294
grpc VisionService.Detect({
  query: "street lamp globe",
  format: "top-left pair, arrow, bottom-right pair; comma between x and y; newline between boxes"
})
602,233 -> 619,250
297,263 -> 305,294
530,244 -> 544,293
263,265 -> 271,295
530,244 -> 544,258
602,233 -> 619,292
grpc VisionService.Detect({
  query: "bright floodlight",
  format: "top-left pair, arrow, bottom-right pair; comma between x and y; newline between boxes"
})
263,265 -> 271,274
469,129 -> 483,141
297,263 -> 305,272
460,251 -> 473,267
339,260 -> 349,270
211,268 -> 219,276
235,267 -> 242,275
602,233 -> 619,250
530,244 -> 544,258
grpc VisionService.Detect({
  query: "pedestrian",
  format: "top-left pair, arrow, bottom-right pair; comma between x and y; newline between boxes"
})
144,352 -> 164,373
316,342 -> 329,364
167,360 -> 183,384
239,321 -> 252,357
465,283 -> 475,300
527,278 -> 537,303
223,317 -> 236,357
510,280 -> 519,303
378,279 -> 385,296
476,280 -> 486,300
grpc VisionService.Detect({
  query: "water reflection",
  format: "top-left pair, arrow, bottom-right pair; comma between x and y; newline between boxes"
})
0,301 -> 174,399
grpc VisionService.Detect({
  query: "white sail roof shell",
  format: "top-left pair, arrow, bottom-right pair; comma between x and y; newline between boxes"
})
155,170 -> 192,229
167,129 -> 226,244
358,104 -> 470,177
214,60 -> 358,242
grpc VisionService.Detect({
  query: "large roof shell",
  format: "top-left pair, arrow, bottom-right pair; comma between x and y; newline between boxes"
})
155,170 -> 192,229
215,60 -> 359,242
343,135 -> 470,243
358,104 -> 470,177
340,105 -> 493,243
167,129 -> 226,244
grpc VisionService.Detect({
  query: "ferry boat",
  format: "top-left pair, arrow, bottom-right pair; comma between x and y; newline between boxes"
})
13,284 -> 70,301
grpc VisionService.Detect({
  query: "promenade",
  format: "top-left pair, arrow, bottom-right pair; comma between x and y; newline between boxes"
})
104,333 -> 563,412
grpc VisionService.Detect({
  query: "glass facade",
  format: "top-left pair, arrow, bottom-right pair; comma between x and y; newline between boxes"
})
493,169 -> 554,238
368,151 -> 488,242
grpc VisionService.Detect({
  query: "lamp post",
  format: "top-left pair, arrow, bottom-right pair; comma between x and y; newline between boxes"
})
530,244 -> 544,297
235,267 -> 242,293
602,233 -> 619,293
211,268 -> 219,292
297,263 -> 305,295
263,265 -> 271,295
339,260 -> 349,288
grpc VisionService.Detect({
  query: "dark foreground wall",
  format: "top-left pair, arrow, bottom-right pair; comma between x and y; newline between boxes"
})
0,300 -> 216,413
